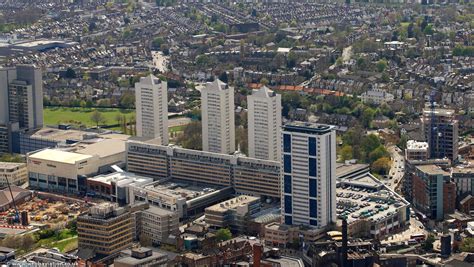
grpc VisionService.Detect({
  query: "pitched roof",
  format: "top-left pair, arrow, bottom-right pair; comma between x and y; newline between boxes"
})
206,79 -> 228,91
0,186 -> 32,208
252,85 -> 276,98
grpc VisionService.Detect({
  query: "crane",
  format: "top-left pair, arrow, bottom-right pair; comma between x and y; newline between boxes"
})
5,175 -> 20,223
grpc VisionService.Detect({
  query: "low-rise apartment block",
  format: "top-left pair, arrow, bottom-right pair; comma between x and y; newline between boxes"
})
114,248 -> 168,267
205,196 -> 260,233
452,166 -> 474,201
137,205 -> 179,246
0,162 -> 27,187
405,140 -> 429,161
77,203 -> 132,258
412,165 -> 455,220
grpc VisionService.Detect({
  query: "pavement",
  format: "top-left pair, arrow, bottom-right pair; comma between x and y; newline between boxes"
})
168,117 -> 191,128
382,216 -> 427,244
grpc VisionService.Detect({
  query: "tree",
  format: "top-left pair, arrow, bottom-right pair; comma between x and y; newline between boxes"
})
97,99 -> 111,107
152,37 -> 165,49
339,145 -> 353,162
422,234 -> 435,251
90,110 -> 106,128
67,219 -> 77,235
361,107 -> 376,128
460,237 -> 474,252
64,68 -> 76,79
85,100 -> 93,108
368,145 -> 390,163
139,234 -> 153,247
423,24 -> 434,35
361,134 -> 382,154
407,23 -> 415,38
80,100 -> 87,109
398,134 -> 408,150
342,125 -> 364,147
371,157 -> 391,175
120,92 -> 135,109
376,59 -> 388,72
115,114 -> 123,126
0,234 -> 36,251
176,121 -> 202,150
196,55 -> 210,67
160,44 -> 170,55
128,115 -> 136,136
287,52 -> 297,68
0,154 -> 24,163
122,28 -> 132,39
218,72 -> 228,83
215,228 -> 232,242
281,91 -> 309,117
236,127 -> 248,155
88,21 -> 97,32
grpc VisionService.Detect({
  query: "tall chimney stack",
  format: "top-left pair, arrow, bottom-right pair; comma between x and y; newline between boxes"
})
253,243 -> 263,267
342,219 -> 348,267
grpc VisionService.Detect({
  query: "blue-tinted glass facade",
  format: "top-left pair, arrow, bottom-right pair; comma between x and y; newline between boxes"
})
310,199 -> 317,218
309,137 -> 316,156
309,179 -> 317,197
309,158 -> 317,177
284,195 -> 292,213
283,134 -> 291,153
310,219 -> 318,226
284,175 -> 292,194
284,155 -> 292,173
285,216 -> 293,225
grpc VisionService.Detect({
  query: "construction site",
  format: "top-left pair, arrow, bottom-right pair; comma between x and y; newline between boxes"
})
0,188 -> 91,239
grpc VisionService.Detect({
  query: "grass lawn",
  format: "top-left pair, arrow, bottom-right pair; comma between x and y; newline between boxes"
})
44,107 -> 135,129
35,229 -> 78,252
52,237 -> 78,253
400,22 -> 410,27
169,125 -> 186,133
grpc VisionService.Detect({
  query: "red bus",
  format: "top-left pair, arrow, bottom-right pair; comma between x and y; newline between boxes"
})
410,233 -> 426,242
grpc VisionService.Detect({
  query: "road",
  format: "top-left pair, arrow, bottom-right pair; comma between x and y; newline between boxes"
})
341,46 -> 353,62
381,145 -> 405,192
300,45 -> 353,87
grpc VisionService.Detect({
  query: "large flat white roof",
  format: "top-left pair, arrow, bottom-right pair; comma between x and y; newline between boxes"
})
76,138 -> 126,158
29,149 -> 92,164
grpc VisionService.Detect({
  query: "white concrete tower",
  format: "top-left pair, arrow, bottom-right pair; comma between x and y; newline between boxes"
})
135,75 -> 168,145
247,86 -> 281,161
201,79 -> 235,154
281,122 -> 336,228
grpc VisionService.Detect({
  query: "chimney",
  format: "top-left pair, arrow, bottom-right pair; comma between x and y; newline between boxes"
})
253,243 -> 262,267
342,219 -> 348,267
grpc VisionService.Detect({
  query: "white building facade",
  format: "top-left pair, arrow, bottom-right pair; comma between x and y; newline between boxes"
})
247,86 -> 282,161
281,122 -> 336,228
135,75 -> 168,145
361,88 -> 394,105
201,79 -> 235,154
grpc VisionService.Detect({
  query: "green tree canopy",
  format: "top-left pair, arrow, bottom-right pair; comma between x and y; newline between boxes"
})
215,228 -> 232,242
